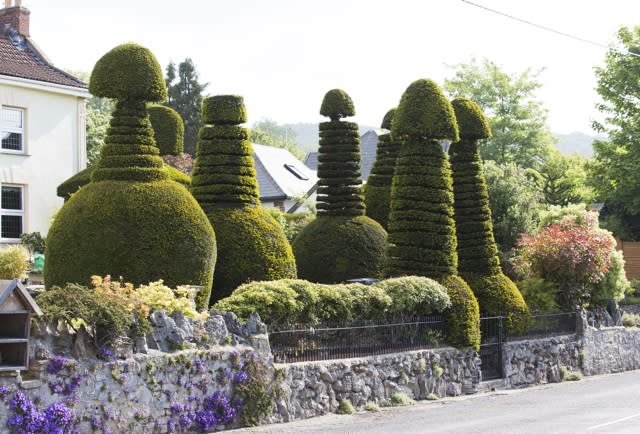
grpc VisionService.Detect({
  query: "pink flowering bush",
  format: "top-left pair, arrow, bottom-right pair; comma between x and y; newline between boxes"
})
513,211 -> 615,309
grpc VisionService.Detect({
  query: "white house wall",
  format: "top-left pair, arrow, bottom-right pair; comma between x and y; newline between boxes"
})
0,82 -> 86,240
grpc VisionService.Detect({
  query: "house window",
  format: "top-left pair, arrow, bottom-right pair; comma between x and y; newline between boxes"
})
1,107 -> 25,152
284,164 -> 309,180
1,185 -> 24,240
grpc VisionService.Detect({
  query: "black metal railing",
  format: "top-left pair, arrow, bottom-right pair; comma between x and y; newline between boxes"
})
506,311 -> 577,341
269,316 -> 445,363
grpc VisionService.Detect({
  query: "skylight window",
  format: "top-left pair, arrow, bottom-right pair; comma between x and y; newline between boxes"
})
284,164 -> 309,180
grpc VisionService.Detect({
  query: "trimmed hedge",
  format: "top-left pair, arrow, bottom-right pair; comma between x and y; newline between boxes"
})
57,163 -> 191,201
441,275 -> 481,350
45,43 -> 216,310
391,79 -> 459,142
294,89 -> 387,282
191,95 -> 296,303
89,43 -> 167,102
148,104 -> 184,155
449,98 -> 529,330
213,276 -> 451,325
293,216 -> 387,283
364,108 -> 401,230
206,207 -> 297,302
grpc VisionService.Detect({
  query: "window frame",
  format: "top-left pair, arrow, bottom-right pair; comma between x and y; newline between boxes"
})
1,106 -> 25,154
1,184 -> 25,242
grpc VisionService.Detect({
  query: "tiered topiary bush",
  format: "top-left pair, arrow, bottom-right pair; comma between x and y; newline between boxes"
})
57,103 -> 190,201
386,79 -> 480,349
292,89 -> 387,283
191,95 -> 296,303
449,97 -> 529,333
364,108 -> 401,230
45,43 -> 216,310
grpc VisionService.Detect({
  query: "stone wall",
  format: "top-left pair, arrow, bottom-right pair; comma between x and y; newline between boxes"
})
269,348 -> 480,423
502,335 -> 582,388
582,327 -> 640,375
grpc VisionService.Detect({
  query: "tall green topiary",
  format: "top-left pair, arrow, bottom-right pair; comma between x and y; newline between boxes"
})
191,95 -> 296,303
449,97 -> 529,333
386,79 -> 480,349
364,108 -> 402,230
45,43 -> 216,310
292,89 -> 387,283
148,104 -> 184,155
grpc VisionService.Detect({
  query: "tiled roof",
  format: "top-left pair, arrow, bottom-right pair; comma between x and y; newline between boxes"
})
253,143 -> 318,202
0,31 -> 86,89
303,151 -> 318,171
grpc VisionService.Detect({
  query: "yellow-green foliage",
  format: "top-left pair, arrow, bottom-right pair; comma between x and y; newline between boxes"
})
450,98 -> 491,140
89,43 -> 167,102
201,95 -> 248,125
469,274 -> 530,334
319,89 -> 355,121
148,104 -> 184,155
293,215 -> 387,283
441,275 -> 481,350
213,276 -> 451,325
57,163 -> 191,200
391,79 -> 459,142
0,246 -> 29,279
208,207 -> 296,303
45,179 -> 216,309
365,108 -> 401,230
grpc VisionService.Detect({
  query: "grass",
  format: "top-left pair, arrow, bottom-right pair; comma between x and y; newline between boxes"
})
389,392 -> 415,406
426,393 -> 439,400
365,402 -> 380,412
337,399 -> 355,415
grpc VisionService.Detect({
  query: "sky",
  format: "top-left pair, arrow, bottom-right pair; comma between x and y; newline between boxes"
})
21,0 -> 640,134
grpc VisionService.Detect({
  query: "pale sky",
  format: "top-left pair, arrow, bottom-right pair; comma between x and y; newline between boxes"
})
23,0 -> 640,134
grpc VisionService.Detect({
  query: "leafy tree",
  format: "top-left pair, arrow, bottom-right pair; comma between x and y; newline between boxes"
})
588,26 -> 640,235
165,58 -> 208,157
483,160 -> 545,253
444,58 -> 554,169
250,119 -> 303,159
528,150 -> 593,206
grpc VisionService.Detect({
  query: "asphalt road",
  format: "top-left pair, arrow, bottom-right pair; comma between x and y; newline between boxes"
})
230,370 -> 640,434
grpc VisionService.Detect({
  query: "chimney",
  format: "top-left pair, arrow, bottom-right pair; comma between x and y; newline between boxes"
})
1,0 -> 30,38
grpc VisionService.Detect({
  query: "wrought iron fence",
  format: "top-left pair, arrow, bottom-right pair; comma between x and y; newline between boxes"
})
269,316 -> 446,363
505,311 -> 577,341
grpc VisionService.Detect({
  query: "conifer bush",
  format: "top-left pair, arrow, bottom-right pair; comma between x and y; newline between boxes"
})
364,108 -> 401,230
191,95 -> 296,303
449,98 -> 529,333
45,43 -> 216,309
292,89 -> 387,283
386,79 -> 480,349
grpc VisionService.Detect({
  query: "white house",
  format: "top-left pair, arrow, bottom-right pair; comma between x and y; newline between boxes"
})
0,0 -> 88,244
252,143 -> 317,213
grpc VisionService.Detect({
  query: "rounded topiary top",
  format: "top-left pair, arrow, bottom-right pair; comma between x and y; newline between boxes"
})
89,43 -> 167,102
381,107 -> 396,130
320,89 -> 355,121
392,79 -> 459,142
202,95 -> 248,125
451,98 -> 492,140
148,105 -> 185,156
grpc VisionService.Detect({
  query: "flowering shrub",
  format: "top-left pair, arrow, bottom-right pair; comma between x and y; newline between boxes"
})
6,391 -> 76,434
513,210 -> 616,308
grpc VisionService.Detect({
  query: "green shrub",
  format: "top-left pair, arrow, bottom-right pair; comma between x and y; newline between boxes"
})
20,232 -> 46,256
294,90 -> 387,283
389,392 -> 415,406
0,246 -> 29,279
148,104 -> 184,155
518,277 -> 559,313
365,402 -> 380,412
426,393 -> 438,401
293,216 -> 387,283
234,359 -> 273,426
469,274 -> 530,334
441,275 -> 481,350
373,276 -> 451,318
191,95 -> 296,303
364,108 -> 401,230
46,43 -> 216,309
337,399 -> 355,415
592,249 -> 629,307
622,311 -> 640,327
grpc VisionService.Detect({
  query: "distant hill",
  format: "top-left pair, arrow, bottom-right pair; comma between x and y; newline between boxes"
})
287,123 -> 604,159
285,122 -> 378,154
553,132 -> 606,157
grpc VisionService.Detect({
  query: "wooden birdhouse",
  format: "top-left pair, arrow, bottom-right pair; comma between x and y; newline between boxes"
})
0,278 -> 42,371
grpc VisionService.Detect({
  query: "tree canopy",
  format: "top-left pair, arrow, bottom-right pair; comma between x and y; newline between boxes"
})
444,58 -> 554,169
588,26 -> 640,235
165,58 -> 208,157
249,119 -> 303,159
